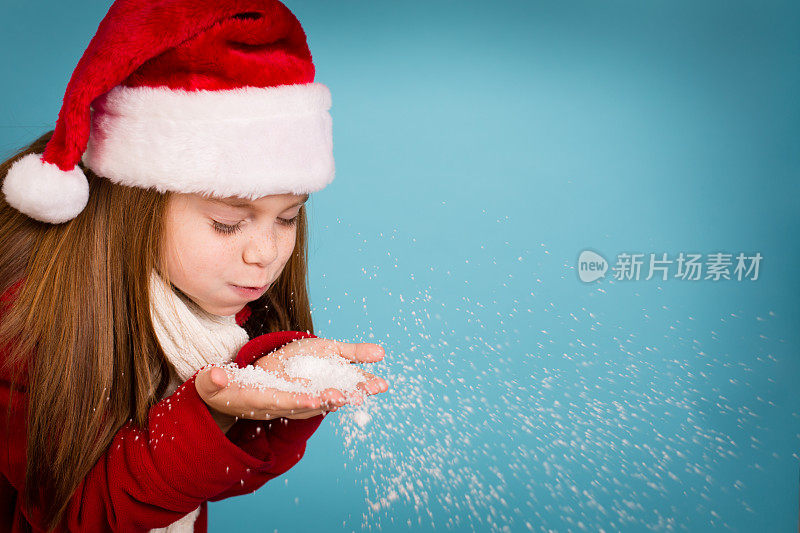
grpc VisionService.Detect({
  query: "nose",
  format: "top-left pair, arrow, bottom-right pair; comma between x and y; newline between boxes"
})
242,227 -> 279,267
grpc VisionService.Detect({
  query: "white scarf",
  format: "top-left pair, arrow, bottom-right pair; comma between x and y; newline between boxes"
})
148,269 -> 250,533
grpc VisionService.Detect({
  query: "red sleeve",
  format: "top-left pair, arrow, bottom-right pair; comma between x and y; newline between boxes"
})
1,275 -> 322,528
209,330 -> 325,501
0,360 -> 279,532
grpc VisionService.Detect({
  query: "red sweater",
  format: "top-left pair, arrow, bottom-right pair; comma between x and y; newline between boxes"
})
0,280 -> 324,532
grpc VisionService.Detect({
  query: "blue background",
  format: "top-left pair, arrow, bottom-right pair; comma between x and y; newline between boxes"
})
1,1 -> 798,531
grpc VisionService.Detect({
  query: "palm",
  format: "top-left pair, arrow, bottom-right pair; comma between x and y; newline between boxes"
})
196,337 -> 388,422
254,337 -> 388,403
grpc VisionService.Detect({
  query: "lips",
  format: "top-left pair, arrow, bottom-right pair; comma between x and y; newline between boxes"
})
229,283 -> 270,300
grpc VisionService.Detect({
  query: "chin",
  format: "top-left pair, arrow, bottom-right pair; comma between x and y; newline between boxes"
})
202,302 -> 245,318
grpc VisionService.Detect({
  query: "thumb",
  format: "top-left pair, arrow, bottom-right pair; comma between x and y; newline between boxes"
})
195,366 -> 229,400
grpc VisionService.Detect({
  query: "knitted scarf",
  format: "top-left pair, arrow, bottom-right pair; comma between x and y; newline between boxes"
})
147,269 -> 250,533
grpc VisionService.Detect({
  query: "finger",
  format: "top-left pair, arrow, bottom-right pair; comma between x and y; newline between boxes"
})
209,367 -> 229,388
236,403 -> 325,420
275,393 -> 343,415
247,387 -> 321,411
368,376 -> 389,393
269,407 -> 326,418
318,387 -> 347,405
195,367 -> 227,400
355,370 -> 375,394
265,401 -> 341,419
286,409 -> 329,420
334,342 -> 385,363
353,370 -> 389,395
344,392 -> 365,406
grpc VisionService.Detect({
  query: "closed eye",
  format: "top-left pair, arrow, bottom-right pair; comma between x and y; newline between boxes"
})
212,221 -> 242,235
278,216 -> 298,227
212,216 -> 297,235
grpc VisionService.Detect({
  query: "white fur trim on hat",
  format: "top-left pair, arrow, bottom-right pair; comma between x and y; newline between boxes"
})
2,153 -> 90,224
82,82 -> 335,199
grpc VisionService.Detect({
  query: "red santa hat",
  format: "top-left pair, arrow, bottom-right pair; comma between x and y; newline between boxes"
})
2,0 -> 334,224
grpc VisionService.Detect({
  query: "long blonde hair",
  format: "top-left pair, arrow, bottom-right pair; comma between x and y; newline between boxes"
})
0,131 -> 315,531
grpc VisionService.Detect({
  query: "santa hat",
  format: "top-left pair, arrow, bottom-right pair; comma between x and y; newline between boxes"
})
2,0 -> 334,224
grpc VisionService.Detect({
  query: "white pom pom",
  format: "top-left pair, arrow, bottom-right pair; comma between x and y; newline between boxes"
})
1,153 -> 89,224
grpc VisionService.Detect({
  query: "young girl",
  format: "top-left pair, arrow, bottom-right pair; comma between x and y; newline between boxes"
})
0,1 -> 388,531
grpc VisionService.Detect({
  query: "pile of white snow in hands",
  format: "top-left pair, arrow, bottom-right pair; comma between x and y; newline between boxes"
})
217,354 -> 366,399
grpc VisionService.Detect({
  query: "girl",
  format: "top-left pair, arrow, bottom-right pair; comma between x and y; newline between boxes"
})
0,1 -> 388,531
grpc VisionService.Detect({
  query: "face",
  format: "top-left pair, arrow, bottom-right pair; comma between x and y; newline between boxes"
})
161,191 -> 308,316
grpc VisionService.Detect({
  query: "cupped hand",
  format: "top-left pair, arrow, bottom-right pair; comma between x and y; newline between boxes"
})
195,365 -> 332,424
254,337 -> 389,412
195,337 -> 389,423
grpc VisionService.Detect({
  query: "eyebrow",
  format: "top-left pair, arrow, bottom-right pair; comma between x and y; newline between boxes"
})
210,194 -> 309,210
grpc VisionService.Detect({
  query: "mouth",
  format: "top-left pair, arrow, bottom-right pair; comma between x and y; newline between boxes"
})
234,283 -> 269,290
229,283 -> 270,298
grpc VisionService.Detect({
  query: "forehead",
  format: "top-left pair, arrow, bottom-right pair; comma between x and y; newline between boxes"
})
203,193 -> 309,210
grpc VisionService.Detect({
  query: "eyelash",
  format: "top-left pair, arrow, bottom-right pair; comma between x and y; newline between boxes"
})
212,216 -> 298,235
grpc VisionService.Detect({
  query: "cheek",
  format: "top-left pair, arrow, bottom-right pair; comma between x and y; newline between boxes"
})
276,229 -> 297,268
164,217 -> 232,282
